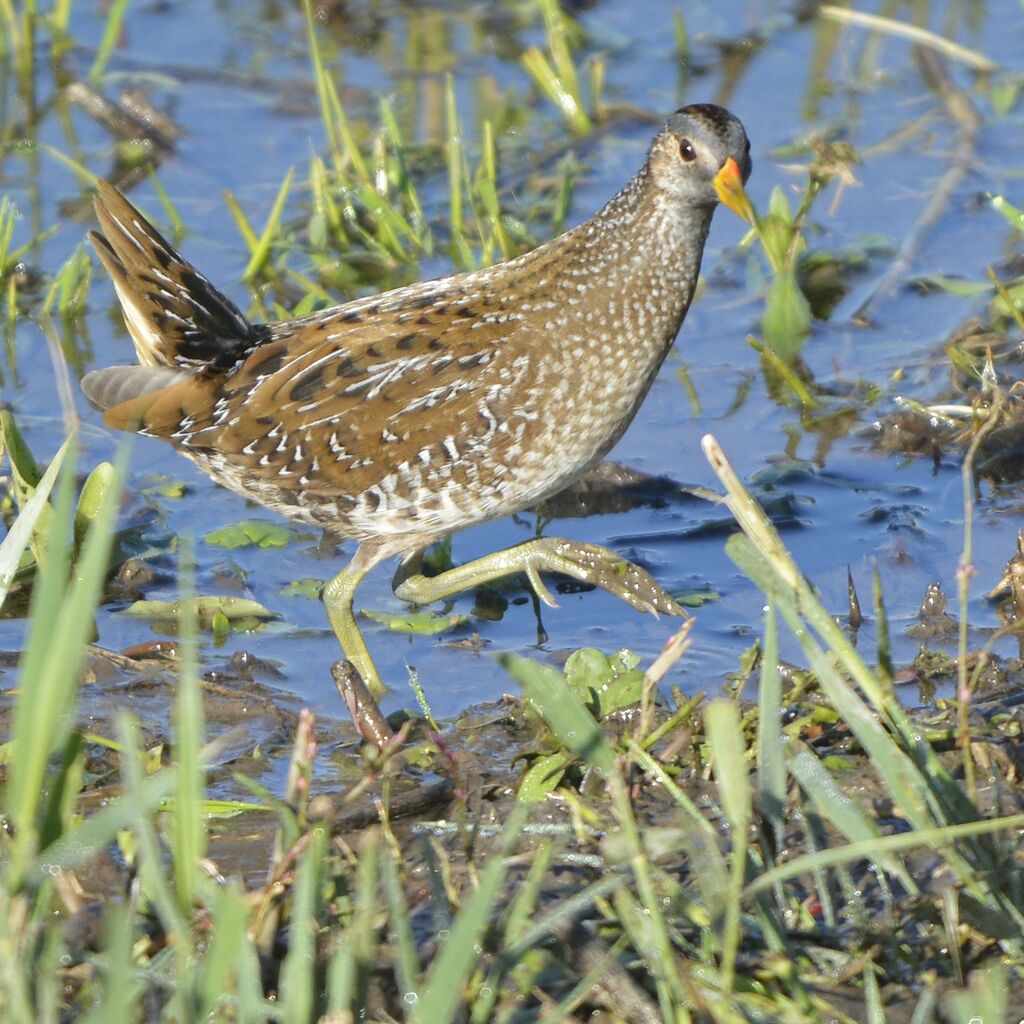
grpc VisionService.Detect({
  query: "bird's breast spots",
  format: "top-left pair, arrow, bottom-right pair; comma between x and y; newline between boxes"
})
395,332 -> 420,351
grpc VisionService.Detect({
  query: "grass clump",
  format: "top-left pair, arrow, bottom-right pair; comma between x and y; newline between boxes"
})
3,422 -> 1024,1019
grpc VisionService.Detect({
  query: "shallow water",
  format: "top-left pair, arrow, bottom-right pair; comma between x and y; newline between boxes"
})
3,0 -> 1024,731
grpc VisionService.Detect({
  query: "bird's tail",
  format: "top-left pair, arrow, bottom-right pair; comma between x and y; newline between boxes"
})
89,181 -> 257,370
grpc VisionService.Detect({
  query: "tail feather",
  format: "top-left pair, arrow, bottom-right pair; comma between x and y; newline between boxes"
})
82,365 -> 191,414
91,181 -> 257,369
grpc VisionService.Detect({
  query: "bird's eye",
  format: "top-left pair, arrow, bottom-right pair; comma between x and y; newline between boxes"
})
679,139 -> 697,162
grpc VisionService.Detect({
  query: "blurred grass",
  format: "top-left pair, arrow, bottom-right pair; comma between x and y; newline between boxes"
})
6,411 -> 1024,1017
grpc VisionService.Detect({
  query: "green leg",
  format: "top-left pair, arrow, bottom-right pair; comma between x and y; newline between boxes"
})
323,560 -> 384,697
393,537 -> 684,617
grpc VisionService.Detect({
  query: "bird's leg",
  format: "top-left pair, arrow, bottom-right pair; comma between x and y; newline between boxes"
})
393,537 -> 684,618
323,557 -> 383,697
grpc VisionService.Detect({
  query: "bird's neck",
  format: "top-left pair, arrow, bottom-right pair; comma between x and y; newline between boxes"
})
547,165 -> 715,356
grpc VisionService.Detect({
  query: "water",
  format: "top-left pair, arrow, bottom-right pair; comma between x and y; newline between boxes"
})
3,0 -> 1024,722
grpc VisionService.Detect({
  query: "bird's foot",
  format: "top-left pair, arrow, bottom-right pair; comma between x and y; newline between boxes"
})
394,536 -> 684,618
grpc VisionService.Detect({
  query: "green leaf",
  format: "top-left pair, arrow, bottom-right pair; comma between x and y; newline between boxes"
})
141,477 -> 188,499
74,461 -> 115,548
945,964 -> 1006,1024
204,519 -> 311,549
211,609 -> 230,644
517,751 -> 571,802
767,185 -> 793,223
705,699 -> 751,833
413,805 -> 527,1023
279,577 -> 324,600
0,409 -> 42,494
122,595 -> 275,626
675,588 -> 721,608
362,608 -> 468,635
0,438 -> 69,610
562,648 -> 644,718
911,273 -> 991,297
502,654 -> 616,775
992,195 -> 1024,233
0,412 -> 55,568
762,268 -> 811,359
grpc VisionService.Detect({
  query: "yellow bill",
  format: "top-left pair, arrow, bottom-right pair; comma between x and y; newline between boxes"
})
713,157 -> 756,225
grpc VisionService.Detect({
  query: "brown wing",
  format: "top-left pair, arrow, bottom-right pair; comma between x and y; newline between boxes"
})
102,281 -> 537,503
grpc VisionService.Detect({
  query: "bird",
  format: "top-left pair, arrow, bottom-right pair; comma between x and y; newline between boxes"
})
82,103 -> 754,699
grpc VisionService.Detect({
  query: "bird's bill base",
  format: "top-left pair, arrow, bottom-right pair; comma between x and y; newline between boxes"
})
713,157 -> 756,225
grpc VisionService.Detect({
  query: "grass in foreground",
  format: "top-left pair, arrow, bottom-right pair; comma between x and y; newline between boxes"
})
1,418 -> 1023,1022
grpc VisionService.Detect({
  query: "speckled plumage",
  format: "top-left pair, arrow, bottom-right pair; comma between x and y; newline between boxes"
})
83,106 -> 754,702
83,105 -> 751,578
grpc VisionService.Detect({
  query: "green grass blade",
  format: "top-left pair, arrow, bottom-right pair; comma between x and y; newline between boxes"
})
172,543 -> 205,911
242,168 -> 295,281
197,884 -> 253,1018
500,653 -> 615,774
705,698 -> 751,994
117,715 -> 190,937
755,605 -> 786,844
326,828 -> 380,1014
278,826 -> 327,1022
0,436 -> 69,609
862,960 -> 883,1024
77,904 -> 140,1024
40,763 -> 178,872
789,749 -> 916,892
413,805 -> 526,1023
7,445 -> 126,885
706,698 -> 751,834
383,844 -> 422,1004
89,0 -> 132,80
747,811 -> 1024,897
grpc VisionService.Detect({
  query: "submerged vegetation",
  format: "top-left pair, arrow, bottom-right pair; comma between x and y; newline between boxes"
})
3,0 -> 1024,1020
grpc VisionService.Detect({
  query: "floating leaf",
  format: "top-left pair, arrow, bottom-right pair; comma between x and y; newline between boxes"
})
279,577 -> 324,600
142,477 -> 188,499
362,608 -> 468,635
123,595 -> 275,628
990,77 -> 1024,117
910,273 -> 991,297
204,520 -> 311,549
675,588 -> 722,608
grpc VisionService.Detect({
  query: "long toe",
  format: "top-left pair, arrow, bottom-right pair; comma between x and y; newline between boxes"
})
536,538 -> 685,617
